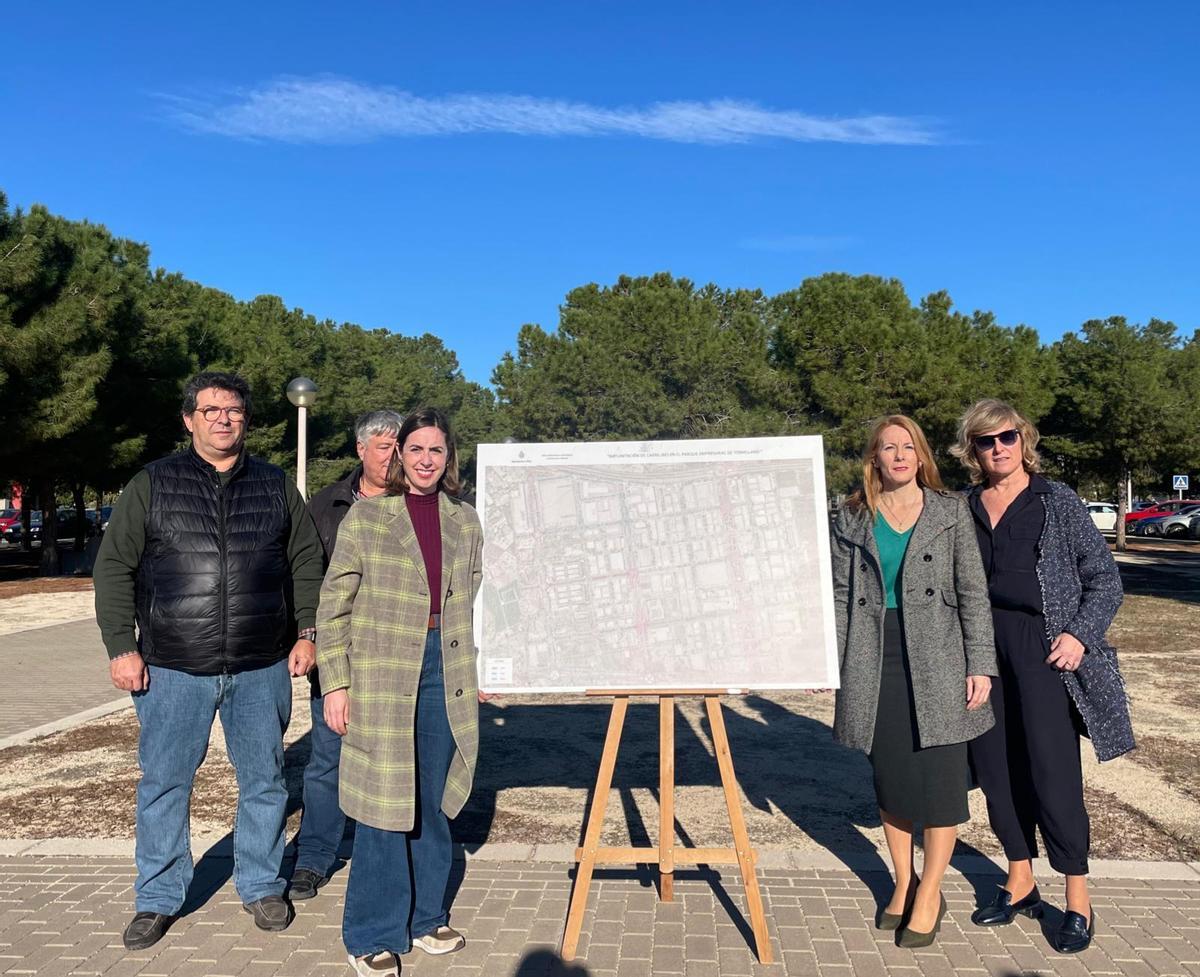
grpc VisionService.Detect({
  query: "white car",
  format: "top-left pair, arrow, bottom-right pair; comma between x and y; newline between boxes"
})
1086,502 -> 1118,532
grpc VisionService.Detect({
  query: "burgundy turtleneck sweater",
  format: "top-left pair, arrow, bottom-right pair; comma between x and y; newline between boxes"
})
405,489 -> 442,615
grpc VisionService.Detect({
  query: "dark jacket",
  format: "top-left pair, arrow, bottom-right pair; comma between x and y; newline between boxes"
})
137,449 -> 290,674
306,464 -> 364,696
308,464 -> 363,561
969,477 -> 1135,761
831,488 -> 997,752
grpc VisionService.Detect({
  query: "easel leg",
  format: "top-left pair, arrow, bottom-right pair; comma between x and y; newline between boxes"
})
562,696 -> 629,960
706,696 -> 773,965
659,694 -> 675,901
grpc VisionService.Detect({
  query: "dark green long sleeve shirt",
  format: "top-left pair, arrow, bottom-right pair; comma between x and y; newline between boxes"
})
93,463 -> 324,660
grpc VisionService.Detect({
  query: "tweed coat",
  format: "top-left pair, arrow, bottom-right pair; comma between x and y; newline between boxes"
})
831,488 -> 997,753
315,491 -> 483,832
968,477 -> 1134,761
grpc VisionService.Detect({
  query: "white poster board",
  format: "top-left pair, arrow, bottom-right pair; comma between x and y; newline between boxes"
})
474,436 -> 839,692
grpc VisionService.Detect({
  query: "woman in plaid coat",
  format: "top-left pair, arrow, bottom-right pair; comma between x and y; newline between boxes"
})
316,407 -> 484,977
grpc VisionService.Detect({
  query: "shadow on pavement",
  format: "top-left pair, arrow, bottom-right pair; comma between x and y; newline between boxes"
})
459,694 -> 999,925
515,948 -> 592,976
1116,553 -> 1200,604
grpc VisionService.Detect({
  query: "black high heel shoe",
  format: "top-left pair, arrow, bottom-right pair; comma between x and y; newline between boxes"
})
876,876 -> 920,931
1051,909 -> 1095,954
970,885 -> 1043,926
898,893 -> 946,948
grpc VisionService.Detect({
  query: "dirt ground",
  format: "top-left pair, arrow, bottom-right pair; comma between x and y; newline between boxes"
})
0,576 -> 94,599
1,579 -> 1197,862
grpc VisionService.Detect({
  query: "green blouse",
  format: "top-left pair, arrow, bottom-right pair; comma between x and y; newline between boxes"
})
874,512 -> 914,609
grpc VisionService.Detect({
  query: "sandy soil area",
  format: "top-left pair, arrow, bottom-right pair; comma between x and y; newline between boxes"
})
1,589 -> 1196,861
0,590 -> 95,637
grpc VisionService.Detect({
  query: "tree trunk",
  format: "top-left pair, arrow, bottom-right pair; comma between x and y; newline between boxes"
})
73,484 -> 87,552
38,482 -> 60,576
1116,467 -> 1129,552
19,504 -> 32,553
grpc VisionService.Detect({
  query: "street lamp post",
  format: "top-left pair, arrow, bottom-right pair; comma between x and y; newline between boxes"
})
286,377 -> 319,498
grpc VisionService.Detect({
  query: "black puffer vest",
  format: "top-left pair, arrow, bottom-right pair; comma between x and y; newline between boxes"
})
135,449 -> 291,674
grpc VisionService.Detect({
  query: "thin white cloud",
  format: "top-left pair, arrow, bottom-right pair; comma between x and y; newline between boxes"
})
738,234 -> 858,253
167,76 -> 940,146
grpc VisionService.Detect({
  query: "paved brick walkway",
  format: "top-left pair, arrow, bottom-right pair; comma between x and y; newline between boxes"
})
0,620 -> 117,740
1,854 -> 1198,976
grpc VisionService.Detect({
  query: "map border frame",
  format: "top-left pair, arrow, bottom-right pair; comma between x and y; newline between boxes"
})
473,436 -> 840,693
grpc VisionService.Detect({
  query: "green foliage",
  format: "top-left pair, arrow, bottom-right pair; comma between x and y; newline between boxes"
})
494,273 -> 796,443
0,192 -> 495,576
5,188 -> 1199,570
0,196 -> 195,569
768,274 -> 1058,491
1042,317 -> 1198,545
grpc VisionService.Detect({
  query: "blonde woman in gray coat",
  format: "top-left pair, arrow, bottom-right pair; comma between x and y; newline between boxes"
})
831,415 -> 997,947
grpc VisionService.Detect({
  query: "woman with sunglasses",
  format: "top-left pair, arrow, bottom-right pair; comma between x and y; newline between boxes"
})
831,415 -> 996,948
951,399 -> 1134,956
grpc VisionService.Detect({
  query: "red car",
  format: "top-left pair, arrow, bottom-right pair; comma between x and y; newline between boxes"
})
1124,499 -> 1200,526
0,508 -> 22,533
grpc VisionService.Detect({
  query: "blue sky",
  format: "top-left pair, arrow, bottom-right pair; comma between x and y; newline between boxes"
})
4,2 -> 1197,386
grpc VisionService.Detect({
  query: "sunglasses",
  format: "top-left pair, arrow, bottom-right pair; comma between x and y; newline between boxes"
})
973,429 -> 1020,451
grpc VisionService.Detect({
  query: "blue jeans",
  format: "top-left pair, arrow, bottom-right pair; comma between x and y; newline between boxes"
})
343,629 -> 456,956
293,692 -> 348,876
131,659 -> 292,914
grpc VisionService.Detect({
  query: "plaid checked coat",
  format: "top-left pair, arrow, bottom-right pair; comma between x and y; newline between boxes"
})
315,491 -> 484,832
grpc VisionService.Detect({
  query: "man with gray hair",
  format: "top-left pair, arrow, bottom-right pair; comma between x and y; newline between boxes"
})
290,409 -> 404,900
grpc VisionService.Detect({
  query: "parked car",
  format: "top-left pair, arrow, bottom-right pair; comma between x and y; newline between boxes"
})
0,506 -> 111,545
1139,504 -> 1200,537
1125,499 -> 1200,526
1086,502 -> 1119,532
54,507 -> 100,540
0,511 -> 40,545
1130,514 -> 1163,536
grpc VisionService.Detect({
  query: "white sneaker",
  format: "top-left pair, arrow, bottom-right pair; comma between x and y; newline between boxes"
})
347,951 -> 400,976
413,925 -> 466,955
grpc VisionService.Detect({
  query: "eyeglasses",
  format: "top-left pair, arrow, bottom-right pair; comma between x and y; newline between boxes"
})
195,406 -> 246,422
973,429 -> 1019,451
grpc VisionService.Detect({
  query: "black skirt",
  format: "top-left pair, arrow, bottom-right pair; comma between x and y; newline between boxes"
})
868,609 -> 970,827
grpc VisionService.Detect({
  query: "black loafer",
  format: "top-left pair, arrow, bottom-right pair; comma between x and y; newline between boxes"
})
288,867 -> 330,901
243,895 -> 293,931
1051,909 -> 1095,954
970,885 -> 1043,926
123,911 -> 173,950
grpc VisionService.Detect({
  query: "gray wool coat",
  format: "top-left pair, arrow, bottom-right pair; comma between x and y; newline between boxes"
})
831,488 -> 998,753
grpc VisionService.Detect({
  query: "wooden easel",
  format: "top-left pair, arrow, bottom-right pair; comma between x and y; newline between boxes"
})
561,690 -> 773,964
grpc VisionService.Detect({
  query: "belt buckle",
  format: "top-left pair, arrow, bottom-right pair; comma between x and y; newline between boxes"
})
428,613 -> 441,630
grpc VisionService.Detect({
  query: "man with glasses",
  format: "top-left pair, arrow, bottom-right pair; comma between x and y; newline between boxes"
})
95,371 -> 324,951
288,409 -> 403,901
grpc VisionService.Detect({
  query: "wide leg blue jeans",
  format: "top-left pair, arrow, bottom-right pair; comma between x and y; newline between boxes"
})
342,629 -> 456,957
